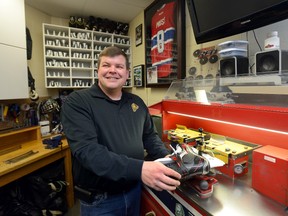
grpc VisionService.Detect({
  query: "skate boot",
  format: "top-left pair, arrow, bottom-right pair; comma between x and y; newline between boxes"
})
158,145 -> 210,181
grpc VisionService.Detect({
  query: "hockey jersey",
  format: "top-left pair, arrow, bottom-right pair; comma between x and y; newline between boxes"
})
151,2 -> 176,78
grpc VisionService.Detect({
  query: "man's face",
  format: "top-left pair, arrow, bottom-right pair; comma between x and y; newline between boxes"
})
98,55 -> 129,91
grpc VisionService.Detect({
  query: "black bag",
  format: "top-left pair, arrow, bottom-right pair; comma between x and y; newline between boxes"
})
0,182 -> 42,216
26,27 -> 32,60
22,160 -> 68,215
23,175 -> 67,215
0,160 -> 68,216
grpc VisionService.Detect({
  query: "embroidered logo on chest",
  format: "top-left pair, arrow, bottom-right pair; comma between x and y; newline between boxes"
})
131,103 -> 139,112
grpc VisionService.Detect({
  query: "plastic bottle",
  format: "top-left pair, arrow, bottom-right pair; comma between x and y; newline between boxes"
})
264,31 -> 280,50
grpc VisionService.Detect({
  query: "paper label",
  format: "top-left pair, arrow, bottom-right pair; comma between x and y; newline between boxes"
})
264,155 -> 276,163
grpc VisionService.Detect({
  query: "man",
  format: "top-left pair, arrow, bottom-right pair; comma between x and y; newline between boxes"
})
61,46 -> 181,215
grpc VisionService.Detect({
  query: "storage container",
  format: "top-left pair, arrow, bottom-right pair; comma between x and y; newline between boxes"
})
218,40 -> 248,50
264,31 -> 280,50
218,48 -> 247,58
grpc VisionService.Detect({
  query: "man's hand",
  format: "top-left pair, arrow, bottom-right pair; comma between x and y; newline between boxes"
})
141,161 -> 181,191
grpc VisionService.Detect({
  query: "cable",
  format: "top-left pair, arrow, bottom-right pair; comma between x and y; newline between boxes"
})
252,30 -> 262,51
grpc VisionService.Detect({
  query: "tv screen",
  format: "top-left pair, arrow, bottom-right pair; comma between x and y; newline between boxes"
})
187,0 -> 288,44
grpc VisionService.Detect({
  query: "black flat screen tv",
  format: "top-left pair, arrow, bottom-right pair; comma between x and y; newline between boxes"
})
186,0 -> 288,44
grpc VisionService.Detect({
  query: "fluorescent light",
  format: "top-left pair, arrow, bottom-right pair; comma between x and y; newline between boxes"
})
167,111 -> 288,135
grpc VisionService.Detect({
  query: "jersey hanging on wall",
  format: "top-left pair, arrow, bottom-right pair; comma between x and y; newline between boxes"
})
151,2 -> 176,78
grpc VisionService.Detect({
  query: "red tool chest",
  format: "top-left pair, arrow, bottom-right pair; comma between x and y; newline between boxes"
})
252,145 -> 288,206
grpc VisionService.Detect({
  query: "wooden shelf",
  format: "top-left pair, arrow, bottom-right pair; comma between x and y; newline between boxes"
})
0,126 -> 41,153
0,126 -> 74,208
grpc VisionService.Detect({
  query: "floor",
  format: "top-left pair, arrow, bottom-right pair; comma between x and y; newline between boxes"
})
65,199 -> 80,216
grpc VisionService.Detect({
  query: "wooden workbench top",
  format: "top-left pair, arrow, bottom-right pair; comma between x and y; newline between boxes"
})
0,139 -> 68,177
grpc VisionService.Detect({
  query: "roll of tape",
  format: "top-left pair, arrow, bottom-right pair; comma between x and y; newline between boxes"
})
20,103 -> 30,111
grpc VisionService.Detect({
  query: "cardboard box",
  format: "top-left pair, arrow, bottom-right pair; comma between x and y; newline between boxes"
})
39,120 -> 50,136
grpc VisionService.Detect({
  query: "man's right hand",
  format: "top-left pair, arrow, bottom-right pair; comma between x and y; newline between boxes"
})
141,161 -> 181,191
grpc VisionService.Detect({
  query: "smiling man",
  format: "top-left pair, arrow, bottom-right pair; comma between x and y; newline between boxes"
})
97,46 -> 130,100
61,46 -> 181,216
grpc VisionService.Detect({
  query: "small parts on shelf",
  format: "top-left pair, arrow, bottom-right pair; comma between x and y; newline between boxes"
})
72,62 -> 91,68
71,40 -> 91,49
72,52 -> 91,59
94,45 -> 108,51
48,81 -> 62,87
43,23 -> 132,88
70,31 -> 91,40
46,29 -> 67,37
46,59 -> 69,67
46,39 -> 68,47
47,71 -> 65,77
73,80 -> 91,87
114,37 -> 130,45
46,49 -> 68,57
94,35 -> 112,43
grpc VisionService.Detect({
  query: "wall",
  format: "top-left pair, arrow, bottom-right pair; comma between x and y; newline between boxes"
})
129,11 -> 170,106
25,5 -> 53,98
185,5 -> 288,96
127,11 -> 149,105
24,4 -> 169,105
25,5 -> 69,99
24,2 -> 288,105
185,9 -> 288,77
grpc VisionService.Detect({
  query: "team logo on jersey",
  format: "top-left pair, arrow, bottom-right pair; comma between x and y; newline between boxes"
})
131,103 -> 139,112
156,17 -> 166,28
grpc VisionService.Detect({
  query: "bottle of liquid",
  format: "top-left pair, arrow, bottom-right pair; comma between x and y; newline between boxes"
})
264,31 -> 280,50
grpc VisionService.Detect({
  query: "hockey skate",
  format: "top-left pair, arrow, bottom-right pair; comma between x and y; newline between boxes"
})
156,144 -> 210,181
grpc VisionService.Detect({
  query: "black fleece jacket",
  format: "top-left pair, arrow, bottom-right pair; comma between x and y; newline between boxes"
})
61,84 -> 169,192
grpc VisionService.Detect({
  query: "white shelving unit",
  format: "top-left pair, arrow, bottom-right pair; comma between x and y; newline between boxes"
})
43,23 -> 132,89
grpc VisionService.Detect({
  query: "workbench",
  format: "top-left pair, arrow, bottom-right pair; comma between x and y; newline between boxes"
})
142,98 -> 288,215
0,126 -> 74,208
141,165 -> 288,215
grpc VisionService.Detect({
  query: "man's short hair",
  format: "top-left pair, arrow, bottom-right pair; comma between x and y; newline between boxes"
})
98,46 -> 129,69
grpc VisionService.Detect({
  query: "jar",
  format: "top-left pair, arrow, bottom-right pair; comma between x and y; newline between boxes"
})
264,31 -> 280,50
